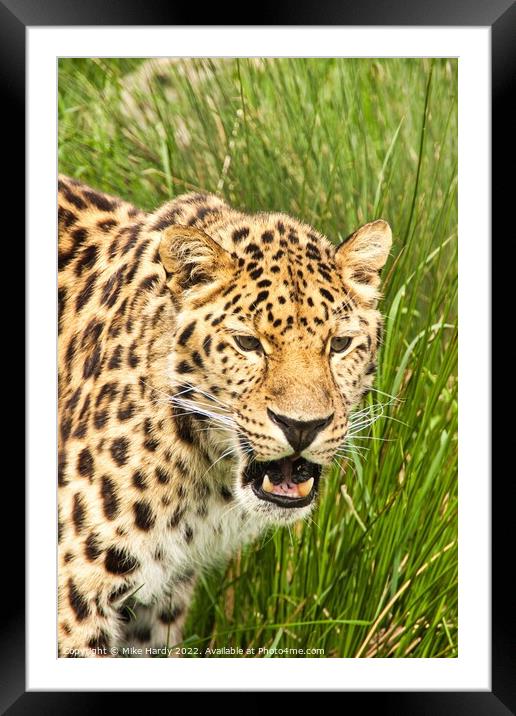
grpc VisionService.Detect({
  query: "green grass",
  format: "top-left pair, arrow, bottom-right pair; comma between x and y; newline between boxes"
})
59,57 -> 458,658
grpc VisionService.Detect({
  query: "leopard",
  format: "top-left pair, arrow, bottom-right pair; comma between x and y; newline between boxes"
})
57,174 -> 392,657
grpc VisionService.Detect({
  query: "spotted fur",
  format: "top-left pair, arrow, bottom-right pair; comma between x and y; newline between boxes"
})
58,175 -> 392,657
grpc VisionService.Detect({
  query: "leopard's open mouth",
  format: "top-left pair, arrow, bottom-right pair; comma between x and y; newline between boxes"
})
244,456 -> 322,508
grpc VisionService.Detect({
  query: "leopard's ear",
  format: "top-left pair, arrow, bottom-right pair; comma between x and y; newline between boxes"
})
334,219 -> 392,293
159,225 -> 234,292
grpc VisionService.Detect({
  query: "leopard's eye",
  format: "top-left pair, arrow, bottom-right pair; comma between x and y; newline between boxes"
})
330,336 -> 352,353
234,335 -> 263,352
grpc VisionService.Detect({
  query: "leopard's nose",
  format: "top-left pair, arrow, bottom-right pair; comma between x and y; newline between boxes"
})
267,408 -> 334,452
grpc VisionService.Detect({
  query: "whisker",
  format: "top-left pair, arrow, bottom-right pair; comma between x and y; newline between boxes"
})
347,435 -> 395,443
173,379 -> 232,411
199,446 -> 239,481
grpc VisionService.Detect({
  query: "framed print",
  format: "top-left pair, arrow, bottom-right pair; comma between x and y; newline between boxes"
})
8,0 -> 510,710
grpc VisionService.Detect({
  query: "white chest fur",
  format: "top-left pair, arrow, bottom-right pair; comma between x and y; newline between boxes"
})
133,490 -> 263,605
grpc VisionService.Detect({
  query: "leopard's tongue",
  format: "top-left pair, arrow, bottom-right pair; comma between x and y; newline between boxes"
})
262,460 -> 314,498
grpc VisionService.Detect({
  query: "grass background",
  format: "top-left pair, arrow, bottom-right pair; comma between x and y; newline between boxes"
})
58,57 -> 458,658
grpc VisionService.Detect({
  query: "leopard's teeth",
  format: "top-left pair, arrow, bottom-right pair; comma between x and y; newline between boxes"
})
297,478 -> 314,498
262,474 -> 275,493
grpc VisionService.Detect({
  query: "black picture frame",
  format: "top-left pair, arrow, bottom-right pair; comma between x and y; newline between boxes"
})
8,0 -> 509,711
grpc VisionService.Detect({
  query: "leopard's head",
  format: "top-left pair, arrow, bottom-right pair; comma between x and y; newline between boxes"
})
159,210 -> 391,524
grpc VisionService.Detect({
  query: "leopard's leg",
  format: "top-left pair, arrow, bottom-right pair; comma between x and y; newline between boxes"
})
58,559 -> 141,658
151,575 -> 198,655
120,573 -> 198,657
58,507 -> 147,659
